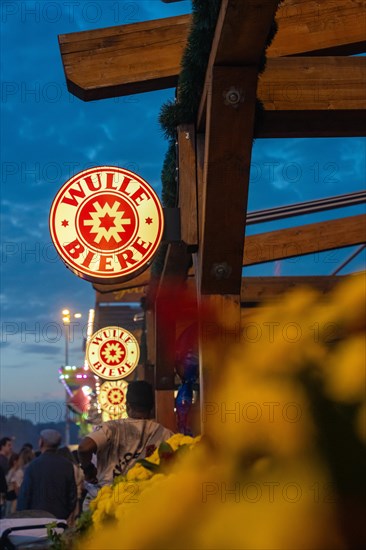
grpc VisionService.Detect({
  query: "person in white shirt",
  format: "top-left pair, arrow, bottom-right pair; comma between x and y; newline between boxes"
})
78,381 -> 174,487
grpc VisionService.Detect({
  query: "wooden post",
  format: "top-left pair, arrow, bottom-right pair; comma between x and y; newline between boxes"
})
199,294 -> 241,432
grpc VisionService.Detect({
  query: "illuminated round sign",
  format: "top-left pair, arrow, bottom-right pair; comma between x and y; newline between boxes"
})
49,166 -> 164,284
98,380 -> 128,417
86,326 -> 140,380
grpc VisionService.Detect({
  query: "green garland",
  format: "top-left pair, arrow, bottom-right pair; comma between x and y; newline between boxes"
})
152,0 -> 282,278
159,0 -> 222,140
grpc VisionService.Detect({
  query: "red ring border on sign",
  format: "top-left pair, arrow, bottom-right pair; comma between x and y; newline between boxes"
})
49,166 -> 164,285
86,326 -> 140,381
98,379 -> 128,418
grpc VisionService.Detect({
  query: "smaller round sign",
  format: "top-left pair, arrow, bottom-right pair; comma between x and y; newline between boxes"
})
98,380 -> 128,417
86,326 -> 140,380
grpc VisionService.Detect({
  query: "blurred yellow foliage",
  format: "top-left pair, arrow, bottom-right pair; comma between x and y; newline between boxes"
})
78,273 -> 365,550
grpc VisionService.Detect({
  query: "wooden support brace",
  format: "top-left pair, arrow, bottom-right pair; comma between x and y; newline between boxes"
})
199,65 -> 258,295
155,390 -> 176,432
178,124 -> 198,251
154,242 -> 192,392
243,214 -> 366,266
240,275 -> 345,303
199,294 -> 241,432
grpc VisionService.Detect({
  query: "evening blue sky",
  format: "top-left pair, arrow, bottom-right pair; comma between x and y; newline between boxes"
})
1,1 -> 365,415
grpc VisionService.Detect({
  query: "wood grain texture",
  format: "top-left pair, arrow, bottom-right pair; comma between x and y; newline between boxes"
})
95,289 -> 144,303
178,124 -> 198,250
255,56 -> 366,137
199,66 -> 258,294
59,1 -> 366,100
59,14 -> 191,100
240,275 -> 345,302
92,267 -> 152,293
259,57 -> 366,111
269,0 -> 366,57
199,293 -> 241,432
155,390 -> 176,431
244,214 -> 366,266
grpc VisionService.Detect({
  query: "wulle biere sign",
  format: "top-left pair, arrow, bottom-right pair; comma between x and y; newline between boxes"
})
86,326 -> 140,380
49,166 -> 164,284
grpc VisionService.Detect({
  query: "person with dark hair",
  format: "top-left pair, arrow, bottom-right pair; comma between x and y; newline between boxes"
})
17,429 -> 76,520
0,466 -> 7,519
0,437 -> 12,518
57,447 -> 84,523
20,443 -> 33,452
5,446 -> 35,515
78,381 -> 173,488
5,452 -> 20,516
0,437 -> 13,476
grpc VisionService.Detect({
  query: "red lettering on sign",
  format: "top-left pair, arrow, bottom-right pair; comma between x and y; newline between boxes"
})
116,249 -> 137,269
83,173 -> 103,192
132,237 -> 152,255
92,336 -> 104,345
93,361 -> 106,375
61,183 -> 86,207
105,172 -> 117,190
99,255 -> 114,272
130,186 -> 150,206
117,175 -> 133,194
50,167 -> 164,284
64,239 -> 85,259
81,250 -> 95,268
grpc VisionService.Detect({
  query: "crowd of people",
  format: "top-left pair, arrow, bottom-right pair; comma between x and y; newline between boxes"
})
0,433 -> 83,522
0,381 -> 173,523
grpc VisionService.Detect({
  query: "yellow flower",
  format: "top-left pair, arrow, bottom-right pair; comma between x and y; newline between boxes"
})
165,433 -> 186,451
126,463 -> 152,482
77,275 -> 365,550
144,447 -> 160,465
324,335 -> 366,403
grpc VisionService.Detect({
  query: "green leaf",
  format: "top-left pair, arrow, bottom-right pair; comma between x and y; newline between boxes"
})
138,459 -> 160,472
158,441 -> 174,458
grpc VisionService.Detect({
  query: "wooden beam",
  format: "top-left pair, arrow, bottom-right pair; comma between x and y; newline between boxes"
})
155,391 -> 176,431
243,214 -> 366,266
154,243 -> 192,391
200,57 -> 366,137
208,0 -> 280,66
198,1 -> 279,295
145,309 -> 156,368
92,215 -> 365,298
255,109 -> 366,138
95,290 -> 144,303
268,0 -> 366,57
199,294 -> 241,432
155,294 -> 177,390
199,66 -> 258,294
197,0 -> 279,126
58,14 -> 191,101
178,124 -> 198,251
157,242 -> 192,294
255,56 -> 366,137
240,275 -> 345,302
59,1 -> 366,101
92,267 -> 151,293
259,57 -> 366,112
